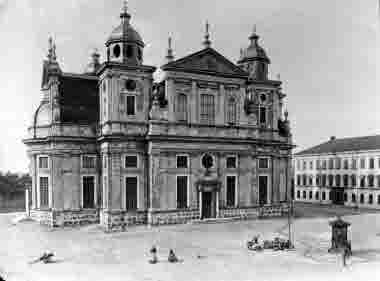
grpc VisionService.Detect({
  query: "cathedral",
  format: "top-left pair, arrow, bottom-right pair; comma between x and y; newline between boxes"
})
24,4 -> 293,231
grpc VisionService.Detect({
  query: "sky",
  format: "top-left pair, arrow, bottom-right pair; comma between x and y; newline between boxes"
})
0,0 -> 379,173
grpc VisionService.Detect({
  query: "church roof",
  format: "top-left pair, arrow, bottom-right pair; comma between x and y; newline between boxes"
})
161,47 -> 248,79
295,135 -> 380,156
58,73 -> 99,124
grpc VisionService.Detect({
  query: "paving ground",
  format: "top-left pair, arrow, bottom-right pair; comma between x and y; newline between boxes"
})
2,204 -> 380,281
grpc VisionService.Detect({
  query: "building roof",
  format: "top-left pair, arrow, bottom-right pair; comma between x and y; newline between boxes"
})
295,135 -> 380,156
59,73 -> 99,124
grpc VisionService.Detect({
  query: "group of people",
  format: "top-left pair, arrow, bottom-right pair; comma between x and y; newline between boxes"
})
149,246 -> 180,264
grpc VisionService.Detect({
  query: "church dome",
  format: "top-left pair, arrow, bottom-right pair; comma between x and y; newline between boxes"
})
238,30 -> 270,63
106,22 -> 144,47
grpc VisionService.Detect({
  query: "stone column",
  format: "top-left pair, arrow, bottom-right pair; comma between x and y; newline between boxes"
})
25,188 -> 30,216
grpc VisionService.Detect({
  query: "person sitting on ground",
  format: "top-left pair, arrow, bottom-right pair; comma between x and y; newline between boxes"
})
149,246 -> 158,264
168,249 -> 179,263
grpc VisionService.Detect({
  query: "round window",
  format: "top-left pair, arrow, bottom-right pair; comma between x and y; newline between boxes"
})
125,79 -> 137,91
113,44 -> 121,58
202,154 -> 214,169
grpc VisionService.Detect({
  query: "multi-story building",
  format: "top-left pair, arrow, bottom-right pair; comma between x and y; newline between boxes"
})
294,135 -> 380,209
23,4 -> 293,231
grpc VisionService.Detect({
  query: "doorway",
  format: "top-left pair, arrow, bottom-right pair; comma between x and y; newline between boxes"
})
331,188 -> 344,205
201,191 -> 214,219
259,175 -> 268,206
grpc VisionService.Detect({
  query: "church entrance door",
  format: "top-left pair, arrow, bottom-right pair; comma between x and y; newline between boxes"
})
201,191 -> 214,219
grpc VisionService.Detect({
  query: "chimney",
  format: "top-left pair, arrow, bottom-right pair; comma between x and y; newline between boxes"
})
330,136 -> 336,141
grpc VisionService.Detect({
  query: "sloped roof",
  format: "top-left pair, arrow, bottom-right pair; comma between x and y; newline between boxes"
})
59,73 -> 99,124
295,135 -> 380,156
161,47 -> 248,78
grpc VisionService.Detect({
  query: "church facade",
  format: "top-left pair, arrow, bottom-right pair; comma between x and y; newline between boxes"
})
24,5 -> 293,231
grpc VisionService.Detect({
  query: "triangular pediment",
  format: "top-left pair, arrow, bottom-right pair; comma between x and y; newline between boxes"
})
162,48 -> 248,78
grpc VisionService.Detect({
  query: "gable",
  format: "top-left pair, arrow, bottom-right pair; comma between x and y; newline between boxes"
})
162,48 -> 248,78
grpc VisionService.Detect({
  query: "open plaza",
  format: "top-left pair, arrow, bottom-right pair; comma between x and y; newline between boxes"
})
2,203 -> 380,281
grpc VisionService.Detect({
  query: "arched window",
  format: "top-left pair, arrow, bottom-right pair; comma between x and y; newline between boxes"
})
377,175 -> 380,188
351,175 -> 356,187
309,190 -> 313,199
303,190 -> 306,199
335,175 -> 341,187
113,44 -> 121,58
297,190 -> 300,199
322,191 -> 326,200
368,175 -> 374,187
369,194 -> 373,204
377,195 -> 380,204
344,193 -> 347,202
176,94 -> 187,122
360,176 -> 366,187
360,194 -> 364,204
328,175 -> 334,187
308,176 -> 313,186
343,175 -> 349,187
352,194 -> 356,203
322,175 -> 327,187
126,45 -> 133,58
227,97 -> 237,124
315,191 -> 319,200
302,175 -> 307,186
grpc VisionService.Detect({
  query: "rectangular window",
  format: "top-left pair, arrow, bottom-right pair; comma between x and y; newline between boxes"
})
82,176 -> 95,208
296,160 -> 300,170
200,94 -> 215,124
103,155 -> 107,169
369,158 -> 375,169
38,156 -> 49,169
360,158 -> 365,169
176,176 -> 188,209
335,158 -> 341,169
259,107 -> 266,125
82,155 -> 96,169
258,158 -> 269,169
226,156 -> 237,169
125,155 -> 138,168
322,160 -> 327,170
343,159 -> 349,169
352,159 -> 357,169
309,161 -> 313,170
176,94 -> 187,122
377,175 -> 380,188
303,161 -> 307,170
316,160 -> 320,170
39,176 -> 49,208
176,155 -> 188,168
297,175 -> 301,186
126,95 -> 135,116
125,176 -> 138,210
328,158 -> 334,170
226,176 -> 236,207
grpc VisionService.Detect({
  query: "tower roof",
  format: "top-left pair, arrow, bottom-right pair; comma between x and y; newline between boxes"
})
238,26 -> 270,64
105,1 -> 144,47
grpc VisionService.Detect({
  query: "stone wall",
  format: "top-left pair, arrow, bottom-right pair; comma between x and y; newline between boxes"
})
100,210 -> 147,232
219,203 -> 289,220
30,209 -> 99,227
148,208 -> 200,226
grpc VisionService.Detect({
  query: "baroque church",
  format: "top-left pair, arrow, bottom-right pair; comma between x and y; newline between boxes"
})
24,3 -> 293,230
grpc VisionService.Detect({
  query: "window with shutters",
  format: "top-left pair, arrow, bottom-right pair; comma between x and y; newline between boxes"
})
226,175 -> 237,207
176,176 -> 188,209
126,95 -> 135,115
38,156 -> 49,169
39,176 -> 49,208
227,97 -> 237,124
125,176 -> 138,210
176,94 -> 187,122
200,94 -> 215,124
125,155 -> 138,168
82,176 -> 95,208
82,155 -> 96,169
